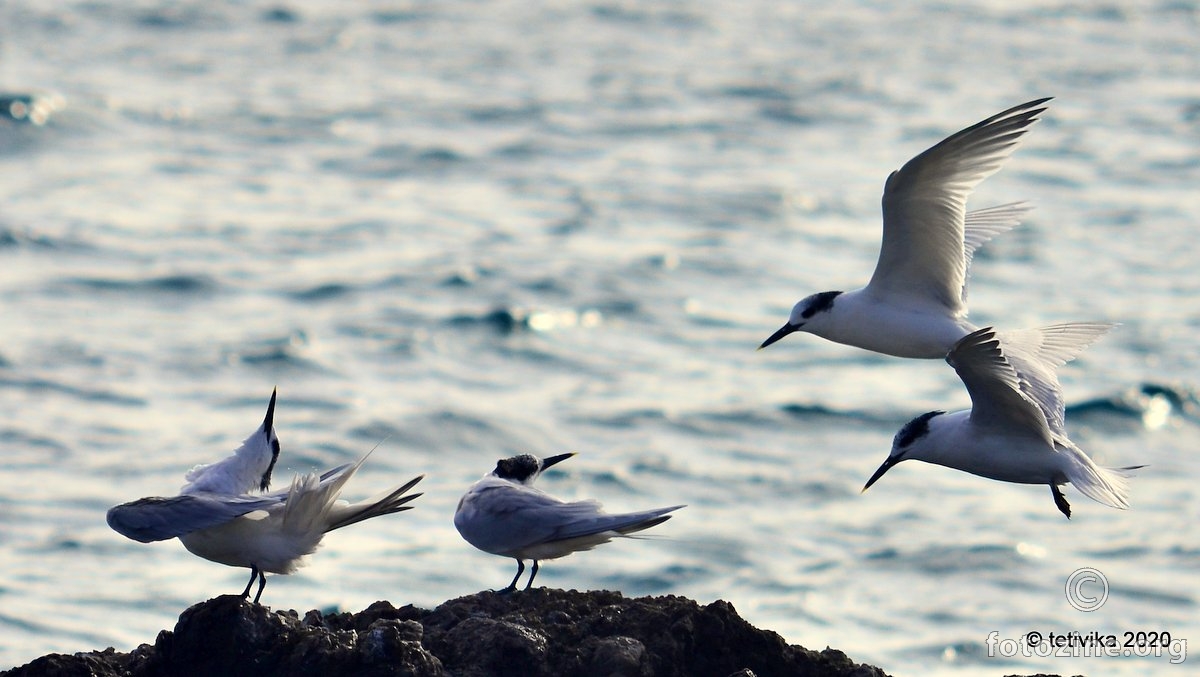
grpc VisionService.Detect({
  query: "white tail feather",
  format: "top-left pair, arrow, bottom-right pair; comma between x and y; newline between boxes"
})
1062,442 -> 1141,510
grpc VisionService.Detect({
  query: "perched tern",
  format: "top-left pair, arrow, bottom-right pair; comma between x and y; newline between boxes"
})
760,98 -> 1051,359
106,389 -> 425,602
862,325 -> 1143,518
454,453 -> 684,592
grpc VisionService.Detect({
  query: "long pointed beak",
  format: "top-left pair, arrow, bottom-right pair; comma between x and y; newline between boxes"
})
263,388 -> 277,432
758,323 -> 798,350
542,452 -> 576,470
862,455 -> 902,493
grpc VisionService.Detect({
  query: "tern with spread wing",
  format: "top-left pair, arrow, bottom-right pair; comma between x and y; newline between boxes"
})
107,389 -> 424,603
454,453 -> 683,592
862,325 -> 1143,518
760,98 -> 1050,359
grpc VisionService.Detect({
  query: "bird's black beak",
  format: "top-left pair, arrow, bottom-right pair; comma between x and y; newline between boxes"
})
263,388 -> 277,432
862,454 -> 903,493
758,323 -> 798,350
542,452 -> 576,470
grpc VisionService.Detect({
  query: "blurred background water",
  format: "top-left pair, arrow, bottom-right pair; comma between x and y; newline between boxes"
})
1,1 -> 1198,674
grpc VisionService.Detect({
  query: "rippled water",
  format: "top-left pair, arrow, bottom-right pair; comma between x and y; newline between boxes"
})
2,1 -> 1198,675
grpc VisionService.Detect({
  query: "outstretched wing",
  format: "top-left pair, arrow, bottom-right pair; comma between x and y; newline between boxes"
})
106,493 -> 280,543
947,326 -> 1053,445
868,99 -> 1049,313
960,201 -> 1033,302
997,322 -> 1114,436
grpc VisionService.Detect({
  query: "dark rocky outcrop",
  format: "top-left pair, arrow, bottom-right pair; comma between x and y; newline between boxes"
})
4,589 -> 891,677
2,590 -> 1082,676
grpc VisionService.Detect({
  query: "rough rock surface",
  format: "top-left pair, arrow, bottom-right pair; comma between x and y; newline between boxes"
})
5,589 -> 880,677
1,589 -> 1044,677
2,590 -> 1080,672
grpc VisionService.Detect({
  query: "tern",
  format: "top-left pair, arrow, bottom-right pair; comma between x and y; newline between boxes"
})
106,389 -> 425,603
862,324 -> 1143,518
760,98 -> 1050,359
454,453 -> 684,592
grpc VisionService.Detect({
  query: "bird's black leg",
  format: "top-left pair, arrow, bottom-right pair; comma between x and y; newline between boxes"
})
1050,484 -> 1071,519
240,565 -> 260,599
498,559 -> 525,594
252,568 -> 267,604
524,560 -> 540,591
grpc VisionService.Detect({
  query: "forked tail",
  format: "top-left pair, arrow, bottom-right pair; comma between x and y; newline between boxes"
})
327,474 -> 425,532
1063,442 -> 1144,510
606,505 -> 686,537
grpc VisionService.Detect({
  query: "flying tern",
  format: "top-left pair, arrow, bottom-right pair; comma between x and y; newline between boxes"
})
862,324 -> 1143,518
760,98 -> 1051,359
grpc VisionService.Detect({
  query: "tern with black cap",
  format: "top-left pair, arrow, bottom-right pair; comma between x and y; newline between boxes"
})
455,452 -> 683,592
761,99 -> 1048,360
862,325 -> 1144,518
107,389 -> 425,603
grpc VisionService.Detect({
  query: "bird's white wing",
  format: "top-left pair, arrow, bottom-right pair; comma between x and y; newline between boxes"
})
960,201 -> 1033,301
962,202 -> 1032,260
948,326 -> 1054,445
106,493 -> 281,543
996,322 -> 1115,436
868,99 -> 1050,313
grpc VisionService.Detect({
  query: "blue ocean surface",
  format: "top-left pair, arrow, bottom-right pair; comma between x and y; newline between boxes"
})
1,1 -> 1198,675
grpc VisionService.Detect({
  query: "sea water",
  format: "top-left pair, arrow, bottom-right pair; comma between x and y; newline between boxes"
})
1,2 -> 1198,675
